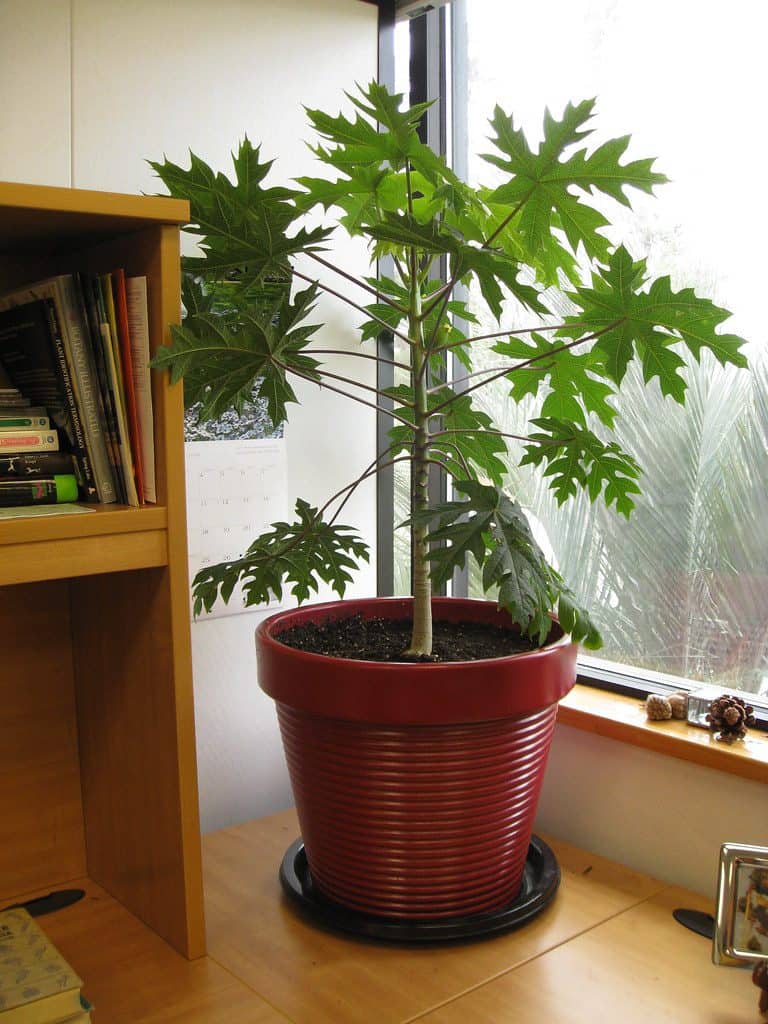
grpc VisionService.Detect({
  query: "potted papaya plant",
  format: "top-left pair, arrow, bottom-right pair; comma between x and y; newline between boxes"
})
150,83 -> 748,936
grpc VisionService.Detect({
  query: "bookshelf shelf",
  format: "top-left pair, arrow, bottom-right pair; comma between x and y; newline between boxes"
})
0,505 -> 170,584
0,182 -> 205,960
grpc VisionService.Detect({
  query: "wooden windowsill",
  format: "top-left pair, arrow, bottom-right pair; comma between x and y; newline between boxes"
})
558,683 -> 768,784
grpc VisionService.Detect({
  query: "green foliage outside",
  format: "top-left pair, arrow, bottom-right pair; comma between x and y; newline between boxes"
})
150,83 -> 748,658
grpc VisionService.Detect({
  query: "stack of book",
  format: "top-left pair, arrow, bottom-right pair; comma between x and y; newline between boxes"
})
0,908 -> 93,1022
0,271 -> 156,510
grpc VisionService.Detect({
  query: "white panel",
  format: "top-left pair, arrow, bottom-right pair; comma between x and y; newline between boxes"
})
68,0 -> 377,830
0,0 -> 71,186
71,0 -> 377,195
191,611 -> 294,833
536,724 -> 768,897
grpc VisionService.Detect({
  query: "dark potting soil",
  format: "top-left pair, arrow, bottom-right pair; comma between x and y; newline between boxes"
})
275,614 -> 539,663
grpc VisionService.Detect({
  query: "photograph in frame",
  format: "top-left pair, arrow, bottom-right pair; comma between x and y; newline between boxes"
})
713,843 -> 768,965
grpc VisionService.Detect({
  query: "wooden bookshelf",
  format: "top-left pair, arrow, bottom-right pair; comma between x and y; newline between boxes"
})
0,181 -> 205,959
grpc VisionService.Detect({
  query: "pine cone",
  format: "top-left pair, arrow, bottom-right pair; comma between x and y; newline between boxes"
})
645,694 -> 672,721
706,694 -> 756,743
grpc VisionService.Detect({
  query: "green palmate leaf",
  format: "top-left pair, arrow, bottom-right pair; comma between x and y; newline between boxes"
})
483,99 -> 667,263
412,481 -> 600,647
357,277 -> 477,364
192,498 -> 370,615
520,417 -> 641,517
495,332 -> 617,427
473,192 -> 581,288
386,385 -> 507,485
563,246 -> 749,399
450,245 -> 547,317
362,213 -> 545,317
150,285 -> 322,425
362,211 -> 460,253
423,296 -> 478,372
151,138 -> 331,284
307,81 -> 462,194
306,85 -> 429,172
294,164 -> 389,233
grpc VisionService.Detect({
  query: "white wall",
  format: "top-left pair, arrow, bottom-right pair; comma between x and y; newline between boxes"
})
1,0 -> 763,898
537,724 -> 768,898
0,0 -> 379,832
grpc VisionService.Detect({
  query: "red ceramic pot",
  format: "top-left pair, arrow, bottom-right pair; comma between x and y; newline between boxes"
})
256,597 -> 577,920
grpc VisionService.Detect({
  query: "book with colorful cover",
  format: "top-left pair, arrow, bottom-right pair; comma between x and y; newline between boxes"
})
0,430 -> 58,452
0,475 -> 79,507
0,414 -> 49,429
0,907 -> 84,1023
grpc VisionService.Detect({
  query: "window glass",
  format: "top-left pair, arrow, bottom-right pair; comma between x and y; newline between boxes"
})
393,18 -> 412,597
453,0 -> 768,697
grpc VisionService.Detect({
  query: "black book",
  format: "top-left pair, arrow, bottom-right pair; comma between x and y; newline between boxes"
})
0,450 -> 82,479
0,299 -> 97,500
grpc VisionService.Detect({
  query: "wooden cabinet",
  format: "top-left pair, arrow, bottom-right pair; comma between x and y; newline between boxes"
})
0,182 -> 205,959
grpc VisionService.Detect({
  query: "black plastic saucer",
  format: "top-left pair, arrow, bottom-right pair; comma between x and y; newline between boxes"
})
279,836 -> 560,943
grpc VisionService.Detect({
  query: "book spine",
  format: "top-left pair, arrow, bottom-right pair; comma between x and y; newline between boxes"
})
112,269 -> 145,503
0,430 -> 58,452
126,276 -> 156,503
0,451 -> 79,477
56,276 -> 117,503
99,275 -> 138,507
44,301 -> 98,501
0,415 -> 49,429
0,406 -> 46,416
0,475 -> 78,507
76,273 -> 126,504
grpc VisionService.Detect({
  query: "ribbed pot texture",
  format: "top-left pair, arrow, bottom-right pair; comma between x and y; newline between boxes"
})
256,598 -> 577,920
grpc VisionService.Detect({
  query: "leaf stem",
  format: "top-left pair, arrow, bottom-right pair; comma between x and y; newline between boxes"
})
306,251 -> 410,315
307,348 -> 411,372
432,321 -> 603,352
291,267 -> 415,346
273,358 -> 415,426
428,320 -> 625,416
483,189 -> 535,248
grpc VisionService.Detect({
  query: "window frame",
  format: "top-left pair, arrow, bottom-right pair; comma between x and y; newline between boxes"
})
377,0 -> 767,730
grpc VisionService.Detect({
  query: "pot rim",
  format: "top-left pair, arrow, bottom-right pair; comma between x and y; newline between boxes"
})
256,595 -> 572,671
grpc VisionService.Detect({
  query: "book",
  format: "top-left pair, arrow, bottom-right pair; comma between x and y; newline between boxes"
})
111,269 -> 145,503
0,406 -> 46,417
0,277 -> 117,503
99,275 -> 139,506
126,276 -> 156,502
76,273 -> 126,504
0,430 -> 58,452
0,475 -> 79,507
0,415 -> 50,429
0,908 -> 84,1023
0,451 -> 81,478
0,299 -> 96,500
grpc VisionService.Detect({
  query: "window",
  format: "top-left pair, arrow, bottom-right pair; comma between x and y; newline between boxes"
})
390,1 -> 768,710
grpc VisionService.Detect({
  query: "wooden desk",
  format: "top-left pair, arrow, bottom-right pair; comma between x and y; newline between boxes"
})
27,808 -> 760,1022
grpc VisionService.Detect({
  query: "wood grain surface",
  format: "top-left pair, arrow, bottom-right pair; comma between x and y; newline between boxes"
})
202,809 -> 666,1024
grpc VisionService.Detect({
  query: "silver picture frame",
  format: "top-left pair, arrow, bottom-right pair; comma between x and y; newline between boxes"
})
713,843 -> 768,966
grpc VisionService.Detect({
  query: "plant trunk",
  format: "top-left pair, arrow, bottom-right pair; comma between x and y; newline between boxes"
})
405,276 -> 433,658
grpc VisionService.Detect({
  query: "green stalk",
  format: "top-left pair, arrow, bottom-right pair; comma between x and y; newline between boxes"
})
402,192 -> 433,656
